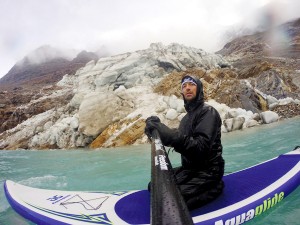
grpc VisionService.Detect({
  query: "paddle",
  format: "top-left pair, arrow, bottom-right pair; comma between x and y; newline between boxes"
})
150,129 -> 194,225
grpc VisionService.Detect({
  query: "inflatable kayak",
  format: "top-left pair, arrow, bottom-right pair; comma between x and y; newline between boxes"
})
4,147 -> 300,225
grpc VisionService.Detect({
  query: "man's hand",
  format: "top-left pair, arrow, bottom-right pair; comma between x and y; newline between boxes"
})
145,116 -> 178,146
144,116 -> 161,139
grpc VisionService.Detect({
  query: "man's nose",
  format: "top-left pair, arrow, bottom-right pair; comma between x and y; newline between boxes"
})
186,84 -> 192,89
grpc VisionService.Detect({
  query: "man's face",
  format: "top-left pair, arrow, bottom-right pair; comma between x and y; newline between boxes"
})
182,82 -> 197,101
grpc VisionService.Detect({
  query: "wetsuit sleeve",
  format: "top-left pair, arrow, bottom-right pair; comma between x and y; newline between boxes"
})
172,107 -> 221,158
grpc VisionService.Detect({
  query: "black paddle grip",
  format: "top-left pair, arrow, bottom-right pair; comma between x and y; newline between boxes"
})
150,129 -> 194,225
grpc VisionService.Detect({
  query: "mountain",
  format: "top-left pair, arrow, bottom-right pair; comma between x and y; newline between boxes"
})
0,46 -> 100,90
0,47 -> 101,134
0,19 -> 299,150
217,18 -> 300,61
216,18 -> 300,100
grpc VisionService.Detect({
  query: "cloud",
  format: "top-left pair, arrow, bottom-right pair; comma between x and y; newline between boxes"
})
0,0 -> 299,78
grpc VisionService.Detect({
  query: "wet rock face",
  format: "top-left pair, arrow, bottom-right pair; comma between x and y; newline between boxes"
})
0,90 -> 33,133
0,86 -> 74,134
255,71 -> 289,99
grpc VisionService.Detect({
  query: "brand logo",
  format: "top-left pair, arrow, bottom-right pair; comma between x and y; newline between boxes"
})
215,192 -> 285,225
154,139 -> 163,151
155,155 -> 168,170
47,194 -> 71,204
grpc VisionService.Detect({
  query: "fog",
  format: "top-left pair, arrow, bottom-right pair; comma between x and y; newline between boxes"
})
0,0 -> 299,78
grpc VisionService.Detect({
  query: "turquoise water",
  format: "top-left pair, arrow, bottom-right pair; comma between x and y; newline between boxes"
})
1,117 -> 300,225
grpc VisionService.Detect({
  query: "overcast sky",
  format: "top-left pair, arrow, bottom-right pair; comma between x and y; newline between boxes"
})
0,0 -> 299,78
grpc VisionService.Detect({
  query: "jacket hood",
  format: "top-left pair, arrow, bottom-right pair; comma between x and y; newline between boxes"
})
181,75 -> 204,112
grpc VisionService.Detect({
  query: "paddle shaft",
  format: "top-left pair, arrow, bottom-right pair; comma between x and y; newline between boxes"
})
150,129 -> 194,225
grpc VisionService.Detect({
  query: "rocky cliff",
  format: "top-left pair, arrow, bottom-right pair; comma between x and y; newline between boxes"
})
0,47 -> 101,133
0,19 -> 299,150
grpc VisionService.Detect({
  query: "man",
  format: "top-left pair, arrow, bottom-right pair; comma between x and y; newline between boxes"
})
145,74 -> 224,210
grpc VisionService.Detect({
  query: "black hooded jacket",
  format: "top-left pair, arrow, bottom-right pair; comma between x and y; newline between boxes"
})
173,76 -> 224,179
